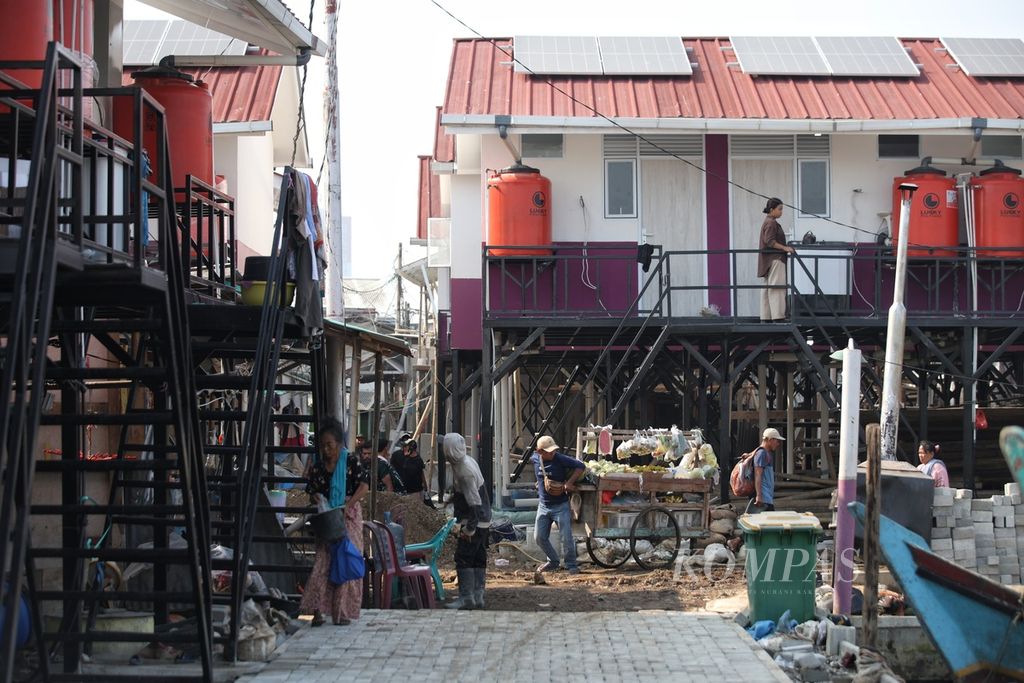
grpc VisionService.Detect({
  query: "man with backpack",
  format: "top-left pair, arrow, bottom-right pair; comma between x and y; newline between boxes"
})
750,428 -> 783,512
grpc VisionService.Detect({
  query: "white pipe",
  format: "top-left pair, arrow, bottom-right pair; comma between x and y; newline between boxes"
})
880,184 -> 917,461
833,339 -> 862,614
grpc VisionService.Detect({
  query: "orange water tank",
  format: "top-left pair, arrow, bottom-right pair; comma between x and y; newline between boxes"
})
112,67 -> 214,188
487,164 -> 552,256
0,0 -> 53,89
973,161 -> 1024,258
892,164 -> 959,257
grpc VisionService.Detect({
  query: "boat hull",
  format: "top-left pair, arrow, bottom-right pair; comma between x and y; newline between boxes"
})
848,501 -> 1024,681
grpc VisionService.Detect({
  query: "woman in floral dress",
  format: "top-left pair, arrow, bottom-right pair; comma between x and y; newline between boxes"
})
299,419 -> 368,625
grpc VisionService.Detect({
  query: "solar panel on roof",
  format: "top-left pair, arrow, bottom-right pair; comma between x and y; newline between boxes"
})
941,37 -> 1024,77
514,36 -> 603,75
155,22 -> 247,62
123,20 -> 169,66
729,36 -> 830,76
816,36 -> 919,77
598,36 -> 693,75
123,19 -> 248,66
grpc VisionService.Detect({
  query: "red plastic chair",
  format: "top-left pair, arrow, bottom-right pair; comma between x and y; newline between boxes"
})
363,521 -> 436,609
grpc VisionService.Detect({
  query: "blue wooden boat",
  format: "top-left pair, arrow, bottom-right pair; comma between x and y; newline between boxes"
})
848,501 -> 1024,682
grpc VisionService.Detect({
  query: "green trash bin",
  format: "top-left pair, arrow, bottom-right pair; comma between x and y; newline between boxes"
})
738,511 -> 822,623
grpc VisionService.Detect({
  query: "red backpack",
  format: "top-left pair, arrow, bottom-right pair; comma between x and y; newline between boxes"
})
730,451 -> 756,497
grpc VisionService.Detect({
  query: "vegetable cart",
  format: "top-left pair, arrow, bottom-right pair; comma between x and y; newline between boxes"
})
572,427 -> 715,570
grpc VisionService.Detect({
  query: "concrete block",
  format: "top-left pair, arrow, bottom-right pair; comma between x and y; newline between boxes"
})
952,527 -> 975,539
995,527 -> 1016,538
1012,494 -> 1022,506
988,556 -> 1001,566
992,495 -> 1009,505
972,510 -> 994,522
1001,574 -> 1013,584
1017,514 -> 1024,526
973,499 -> 994,511
932,527 -> 951,538
930,538 -> 953,551
956,517 -> 974,527
933,494 -> 954,508
1007,482 -> 1022,497
953,538 -> 975,551
956,489 -> 974,500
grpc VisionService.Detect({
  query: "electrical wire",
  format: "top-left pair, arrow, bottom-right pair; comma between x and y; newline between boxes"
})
290,0 -> 315,169
427,1 -> 1023,405
428,0 -> 958,250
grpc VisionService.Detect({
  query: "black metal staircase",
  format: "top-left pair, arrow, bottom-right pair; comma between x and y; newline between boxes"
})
0,43 -> 214,682
188,170 -> 321,661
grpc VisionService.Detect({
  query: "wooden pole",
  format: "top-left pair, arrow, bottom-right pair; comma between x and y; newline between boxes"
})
863,422 -> 881,648
347,342 -> 362,452
369,351 -> 383,520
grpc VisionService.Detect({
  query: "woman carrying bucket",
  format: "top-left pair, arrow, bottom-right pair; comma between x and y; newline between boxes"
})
299,419 -> 369,626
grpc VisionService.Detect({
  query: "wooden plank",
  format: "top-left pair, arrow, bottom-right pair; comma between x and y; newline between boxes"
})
863,423 -> 881,649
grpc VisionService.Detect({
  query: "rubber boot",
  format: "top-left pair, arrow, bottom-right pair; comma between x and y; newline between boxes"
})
473,568 -> 486,609
445,569 -> 476,610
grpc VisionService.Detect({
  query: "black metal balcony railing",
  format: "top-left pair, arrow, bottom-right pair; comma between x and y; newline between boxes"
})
483,244 -> 1024,321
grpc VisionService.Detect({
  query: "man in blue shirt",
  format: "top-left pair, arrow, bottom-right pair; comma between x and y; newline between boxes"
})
752,428 -> 783,512
531,435 -> 586,573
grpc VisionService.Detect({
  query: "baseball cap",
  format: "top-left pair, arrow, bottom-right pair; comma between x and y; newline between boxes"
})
763,427 -> 785,441
536,435 -> 559,452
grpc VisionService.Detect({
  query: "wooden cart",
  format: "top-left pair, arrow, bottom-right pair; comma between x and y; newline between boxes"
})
572,427 -> 714,570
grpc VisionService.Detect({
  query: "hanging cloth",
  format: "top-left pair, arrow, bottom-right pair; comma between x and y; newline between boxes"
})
329,448 -> 348,508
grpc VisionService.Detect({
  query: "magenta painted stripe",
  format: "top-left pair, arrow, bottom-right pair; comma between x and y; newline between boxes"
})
832,478 -> 858,615
450,278 -> 483,350
705,134 -> 731,315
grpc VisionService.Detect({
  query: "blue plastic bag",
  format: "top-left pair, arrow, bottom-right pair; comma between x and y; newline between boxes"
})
328,536 -> 365,585
746,620 -> 776,640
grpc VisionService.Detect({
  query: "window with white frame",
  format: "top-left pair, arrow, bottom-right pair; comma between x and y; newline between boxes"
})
605,159 -> 636,218
798,159 -> 830,217
731,134 -> 831,217
521,134 -> 564,158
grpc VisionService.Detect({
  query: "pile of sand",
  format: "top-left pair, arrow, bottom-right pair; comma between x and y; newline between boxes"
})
363,492 -> 456,566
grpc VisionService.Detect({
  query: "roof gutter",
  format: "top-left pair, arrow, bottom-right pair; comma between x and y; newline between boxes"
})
159,48 -> 312,69
440,114 -> 1024,135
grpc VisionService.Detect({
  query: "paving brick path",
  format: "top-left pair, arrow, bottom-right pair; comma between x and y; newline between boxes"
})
234,609 -> 789,682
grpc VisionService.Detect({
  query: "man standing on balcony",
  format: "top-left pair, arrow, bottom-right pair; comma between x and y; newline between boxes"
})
758,198 -> 796,322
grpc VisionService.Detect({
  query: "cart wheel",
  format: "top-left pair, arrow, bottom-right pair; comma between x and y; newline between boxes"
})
586,536 -> 631,569
629,506 -> 681,571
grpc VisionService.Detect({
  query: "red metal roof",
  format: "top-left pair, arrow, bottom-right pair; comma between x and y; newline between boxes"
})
416,154 -> 442,240
122,57 -> 282,124
443,38 -> 1024,121
433,106 -> 455,163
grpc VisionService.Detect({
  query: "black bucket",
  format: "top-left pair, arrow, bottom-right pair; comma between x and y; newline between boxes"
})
308,507 -> 347,542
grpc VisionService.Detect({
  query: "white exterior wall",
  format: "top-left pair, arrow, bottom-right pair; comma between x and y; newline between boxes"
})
821,133 -> 980,244
214,132 -> 276,255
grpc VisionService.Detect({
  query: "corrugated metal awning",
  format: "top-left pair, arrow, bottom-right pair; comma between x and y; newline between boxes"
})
323,318 -> 412,357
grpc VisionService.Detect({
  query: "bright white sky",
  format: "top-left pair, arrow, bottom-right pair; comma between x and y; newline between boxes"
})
129,0 -> 1024,280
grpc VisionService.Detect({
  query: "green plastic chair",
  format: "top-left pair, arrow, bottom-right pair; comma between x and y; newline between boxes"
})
404,518 -> 456,600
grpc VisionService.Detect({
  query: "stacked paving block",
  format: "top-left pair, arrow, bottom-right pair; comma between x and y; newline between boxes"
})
1009,482 -> 1024,580
929,486 -> 956,561
933,484 -> 1023,584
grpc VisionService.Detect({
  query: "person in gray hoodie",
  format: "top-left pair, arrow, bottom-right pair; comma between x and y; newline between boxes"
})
442,432 -> 491,609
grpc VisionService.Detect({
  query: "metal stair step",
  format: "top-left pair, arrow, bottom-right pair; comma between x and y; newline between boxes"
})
46,367 -> 169,380
40,411 -> 176,426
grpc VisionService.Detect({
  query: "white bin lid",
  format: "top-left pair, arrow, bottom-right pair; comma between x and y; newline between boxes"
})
738,510 -> 822,533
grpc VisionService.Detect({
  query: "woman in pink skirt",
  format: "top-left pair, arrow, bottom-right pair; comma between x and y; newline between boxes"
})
300,419 -> 368,626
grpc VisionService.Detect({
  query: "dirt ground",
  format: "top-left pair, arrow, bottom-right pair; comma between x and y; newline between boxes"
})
439,551 -> 747,612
